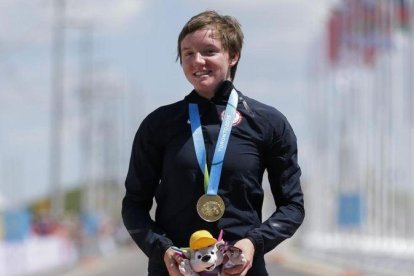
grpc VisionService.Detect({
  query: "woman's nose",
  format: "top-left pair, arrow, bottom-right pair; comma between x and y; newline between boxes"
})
194,52 -> 205,64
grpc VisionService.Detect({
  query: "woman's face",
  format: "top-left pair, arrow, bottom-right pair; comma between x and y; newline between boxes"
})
180,28 -> 238,99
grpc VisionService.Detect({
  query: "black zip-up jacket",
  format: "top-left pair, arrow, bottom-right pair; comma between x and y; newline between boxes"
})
122,81 -> 304,274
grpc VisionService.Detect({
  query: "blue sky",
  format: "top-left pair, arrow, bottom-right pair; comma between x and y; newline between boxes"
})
0,0 -> 333,206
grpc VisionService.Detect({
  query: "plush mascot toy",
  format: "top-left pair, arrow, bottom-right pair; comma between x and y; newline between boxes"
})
175,230 -> 246,276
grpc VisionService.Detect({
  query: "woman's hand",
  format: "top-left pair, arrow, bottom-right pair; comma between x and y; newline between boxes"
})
164,247 -> 184,276
223,238 -> 255,276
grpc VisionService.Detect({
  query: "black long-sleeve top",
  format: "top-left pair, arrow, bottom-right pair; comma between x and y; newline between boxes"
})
122,81 -> 304,270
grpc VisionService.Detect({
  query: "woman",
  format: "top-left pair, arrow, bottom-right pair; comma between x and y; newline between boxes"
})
122,10 -> 305,276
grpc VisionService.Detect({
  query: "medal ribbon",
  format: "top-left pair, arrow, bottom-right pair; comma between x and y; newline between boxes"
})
189,89 -> 238,195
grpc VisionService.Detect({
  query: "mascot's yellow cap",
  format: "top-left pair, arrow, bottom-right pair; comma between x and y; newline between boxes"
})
189,230 -> 217,250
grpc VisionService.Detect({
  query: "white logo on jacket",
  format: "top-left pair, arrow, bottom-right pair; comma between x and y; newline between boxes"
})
220,110 -> 242,126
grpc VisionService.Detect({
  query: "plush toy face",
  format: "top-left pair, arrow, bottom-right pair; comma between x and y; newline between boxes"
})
189,244 -> 224,272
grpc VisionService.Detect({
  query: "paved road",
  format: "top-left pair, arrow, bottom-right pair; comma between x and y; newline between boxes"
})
35,245 -> 309,276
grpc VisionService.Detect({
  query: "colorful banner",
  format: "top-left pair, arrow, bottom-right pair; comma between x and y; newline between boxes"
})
337,193 -> 364,227
3,208 -> 31,242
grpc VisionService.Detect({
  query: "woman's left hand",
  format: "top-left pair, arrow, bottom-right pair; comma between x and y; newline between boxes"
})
223,238 -> 255,276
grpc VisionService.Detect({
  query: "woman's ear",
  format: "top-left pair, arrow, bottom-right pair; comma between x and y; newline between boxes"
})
230,52 -> 240,67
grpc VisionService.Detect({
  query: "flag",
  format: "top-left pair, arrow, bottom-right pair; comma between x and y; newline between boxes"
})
395,0 -> 411,31
327,0 -> 394,68
327,9 -> 343,65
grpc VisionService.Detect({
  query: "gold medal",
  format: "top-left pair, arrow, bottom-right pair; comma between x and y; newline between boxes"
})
196,194 -> 225,222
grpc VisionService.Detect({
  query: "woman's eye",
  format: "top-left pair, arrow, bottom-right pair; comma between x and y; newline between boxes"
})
206,49 -> 216,55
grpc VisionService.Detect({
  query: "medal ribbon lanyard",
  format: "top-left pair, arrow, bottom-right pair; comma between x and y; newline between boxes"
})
189,89 -> 238,195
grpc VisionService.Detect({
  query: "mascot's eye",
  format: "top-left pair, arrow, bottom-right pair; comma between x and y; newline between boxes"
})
211,251 -> 215,255
197,255 -> 202,259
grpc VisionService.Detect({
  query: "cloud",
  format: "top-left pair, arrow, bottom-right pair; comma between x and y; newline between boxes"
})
65,0 -> 144,32
180,0 -> 332,20
0,0 -> 51,47
90,65 -> 132,98
0,0 -> 145,50
178,0 -> 332,48
241,1 -> 332,51
0,0 -> 146,109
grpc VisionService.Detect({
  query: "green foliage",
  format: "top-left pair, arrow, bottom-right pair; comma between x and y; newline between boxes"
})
65,188 -> 82,214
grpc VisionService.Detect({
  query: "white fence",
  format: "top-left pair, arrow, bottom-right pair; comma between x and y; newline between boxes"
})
0,236 -> 77,275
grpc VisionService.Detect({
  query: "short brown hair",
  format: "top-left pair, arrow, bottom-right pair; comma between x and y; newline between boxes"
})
177,10 -> 244,80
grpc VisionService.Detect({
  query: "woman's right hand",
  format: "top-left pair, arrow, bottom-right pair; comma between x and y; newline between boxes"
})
164,247 -> 184,276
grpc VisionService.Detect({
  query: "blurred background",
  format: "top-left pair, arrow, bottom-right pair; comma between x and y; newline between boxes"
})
0,0 -> 413,275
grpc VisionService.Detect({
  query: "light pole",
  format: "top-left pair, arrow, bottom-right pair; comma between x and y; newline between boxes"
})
50,0 -> 65,218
